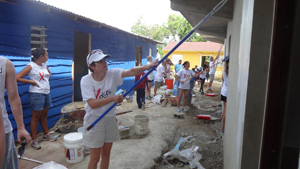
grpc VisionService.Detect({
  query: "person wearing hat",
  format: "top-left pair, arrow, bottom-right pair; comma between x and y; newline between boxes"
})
80,49 -> 158,169
220,54 -> 230,134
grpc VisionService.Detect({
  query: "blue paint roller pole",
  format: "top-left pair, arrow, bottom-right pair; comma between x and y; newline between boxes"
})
87,0 -> 228,131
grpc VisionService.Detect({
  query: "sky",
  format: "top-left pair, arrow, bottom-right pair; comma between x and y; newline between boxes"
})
39,0 -> 181,32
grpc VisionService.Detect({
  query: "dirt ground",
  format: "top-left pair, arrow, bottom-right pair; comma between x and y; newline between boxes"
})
18,81 -> 224,169
154,81 -> 224,169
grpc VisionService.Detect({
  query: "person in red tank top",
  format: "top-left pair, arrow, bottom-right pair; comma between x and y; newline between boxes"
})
135,72 -> 148,109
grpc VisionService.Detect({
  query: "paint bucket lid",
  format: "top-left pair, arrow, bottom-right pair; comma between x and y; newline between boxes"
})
63,132 -> 83,144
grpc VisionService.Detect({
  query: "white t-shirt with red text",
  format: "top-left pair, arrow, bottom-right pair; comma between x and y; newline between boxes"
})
28,62 -> 50,94
176,69 -> 195,89
80,68 -> 124,117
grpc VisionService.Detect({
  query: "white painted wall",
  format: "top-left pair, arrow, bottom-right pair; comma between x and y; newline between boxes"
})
223,0 -> 254,168
224,0 -> 276,168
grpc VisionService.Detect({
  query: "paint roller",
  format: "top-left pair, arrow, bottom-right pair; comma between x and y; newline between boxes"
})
87,0 -> 228,131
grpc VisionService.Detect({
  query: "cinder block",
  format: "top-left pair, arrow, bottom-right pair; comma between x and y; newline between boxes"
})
118,125 -> 130,139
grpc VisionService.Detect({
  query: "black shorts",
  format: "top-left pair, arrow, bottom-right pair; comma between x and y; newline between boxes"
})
221,94 -> 227,102
147,80 -> 153,83
199,78 -> 205,81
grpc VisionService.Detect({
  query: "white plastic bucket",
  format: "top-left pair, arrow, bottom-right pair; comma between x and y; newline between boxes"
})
134,115 -> 149,136
63,132 -> 84,163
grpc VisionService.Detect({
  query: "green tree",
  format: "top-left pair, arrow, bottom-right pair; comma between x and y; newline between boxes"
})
167,14 -> 205,42
131,16 -> 170,55
131,14 -> 205,55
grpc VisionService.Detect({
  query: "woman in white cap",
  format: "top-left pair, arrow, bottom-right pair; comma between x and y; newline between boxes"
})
81,49 -> 158,169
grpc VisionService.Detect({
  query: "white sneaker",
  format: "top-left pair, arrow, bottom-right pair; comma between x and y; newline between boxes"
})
182,107 -> 188,112
176,108 -> 180,112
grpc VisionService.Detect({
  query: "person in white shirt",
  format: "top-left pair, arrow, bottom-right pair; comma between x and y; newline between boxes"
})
154,61 -> 167,96
146,56 -> 154,100
197,64 -> 208,95
17,48 -> 56,150
80,49 -> 157,169
1,56 -> 31,169
175,61 -> 205,112
156,49 -> 161,61
221,55 -> 229,134
207,56 -> 217,93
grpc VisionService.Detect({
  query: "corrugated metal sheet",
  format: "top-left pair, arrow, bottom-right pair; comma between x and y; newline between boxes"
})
0,1 -> 159,139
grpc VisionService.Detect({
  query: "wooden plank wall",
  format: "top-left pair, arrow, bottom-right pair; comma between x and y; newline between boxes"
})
0,1 -> 157,139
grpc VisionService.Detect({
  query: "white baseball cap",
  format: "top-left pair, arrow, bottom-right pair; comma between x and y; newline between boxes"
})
86,49 -> 110,66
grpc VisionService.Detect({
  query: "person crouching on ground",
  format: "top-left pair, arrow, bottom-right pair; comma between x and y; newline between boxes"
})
221,55 -> 230,134
135,71 -> 148,109
80,49 -> 158,169
154,61 -> 167,96
145,56 -> 154,100
16,48 -> 56,150
175,61 -> 206,112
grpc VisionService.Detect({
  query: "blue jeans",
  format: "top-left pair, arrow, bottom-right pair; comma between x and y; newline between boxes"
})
174,79 -> 180,96
136,89 -> 145,108
28,92 -> 52,111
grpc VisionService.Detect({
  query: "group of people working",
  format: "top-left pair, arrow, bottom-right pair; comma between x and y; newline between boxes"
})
0,47 -> 229,169
142,53 -> 229,134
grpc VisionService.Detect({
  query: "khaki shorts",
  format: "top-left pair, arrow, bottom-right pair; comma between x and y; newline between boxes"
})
209,74 -> 215,81
83,114 -> 120,148
154,81 -> 163,88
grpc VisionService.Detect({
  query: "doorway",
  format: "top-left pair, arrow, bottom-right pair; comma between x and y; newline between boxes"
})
73,31 -> 91,101
201,56 -> 210,67
135,46 -> 142,66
